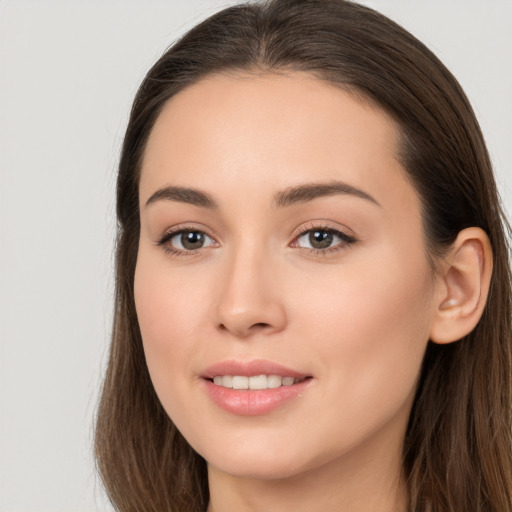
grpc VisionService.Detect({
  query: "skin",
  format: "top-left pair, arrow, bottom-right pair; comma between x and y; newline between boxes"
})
134,73 -> 490,512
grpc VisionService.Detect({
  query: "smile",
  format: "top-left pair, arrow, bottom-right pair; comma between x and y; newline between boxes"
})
201,361 -> 314,415
212,375 -> 307,389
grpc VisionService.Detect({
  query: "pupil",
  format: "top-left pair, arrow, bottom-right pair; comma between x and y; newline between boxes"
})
309,230 -> 333,249
182,231 -> 204,250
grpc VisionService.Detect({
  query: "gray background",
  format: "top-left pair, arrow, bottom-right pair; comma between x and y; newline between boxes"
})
0,1 -> 510,511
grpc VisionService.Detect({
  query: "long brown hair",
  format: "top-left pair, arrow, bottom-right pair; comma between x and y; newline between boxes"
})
94,1 -> 512,510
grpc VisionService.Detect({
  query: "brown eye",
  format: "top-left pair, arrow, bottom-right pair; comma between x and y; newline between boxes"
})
308,230 -> 334,249
180,231 -> 206,250
160,229 -> 216,253
295,228 -> 356,252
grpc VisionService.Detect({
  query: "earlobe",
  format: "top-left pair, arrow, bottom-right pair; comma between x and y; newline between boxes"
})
430,227 -> 493,344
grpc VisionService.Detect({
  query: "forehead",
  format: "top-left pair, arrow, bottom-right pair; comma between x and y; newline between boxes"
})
139,72 -> 417,218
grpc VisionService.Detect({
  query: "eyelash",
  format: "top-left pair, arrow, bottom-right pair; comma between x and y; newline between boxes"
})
156,224 -> 217,258
290,222 -> 357,257
156,223 -> 357,258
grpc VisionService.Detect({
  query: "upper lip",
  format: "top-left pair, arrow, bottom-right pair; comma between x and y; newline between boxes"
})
202,359 -> 310,379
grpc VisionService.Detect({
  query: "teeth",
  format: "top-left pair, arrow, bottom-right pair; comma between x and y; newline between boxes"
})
212,374 -> 305,389
232,376 -> 249,389
249,375 -> 267,390
222,375 -> 233,388
267,375 -> 282,388
282,376 -> 295,386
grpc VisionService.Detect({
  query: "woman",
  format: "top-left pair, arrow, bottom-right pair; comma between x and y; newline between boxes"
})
94,0 -> 512,510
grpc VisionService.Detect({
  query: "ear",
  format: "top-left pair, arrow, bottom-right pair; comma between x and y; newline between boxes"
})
430,227 -> 493,344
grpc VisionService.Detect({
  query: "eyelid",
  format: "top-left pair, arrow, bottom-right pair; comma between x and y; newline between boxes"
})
157,223 -> 217,241
155,221 -> 357,258
156,223 -> 219,256
289,221 -> 358,254
289,220 -> 356,242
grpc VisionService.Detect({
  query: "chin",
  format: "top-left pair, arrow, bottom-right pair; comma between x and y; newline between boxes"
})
198,435 -> 323,481
207,455 -> 308,481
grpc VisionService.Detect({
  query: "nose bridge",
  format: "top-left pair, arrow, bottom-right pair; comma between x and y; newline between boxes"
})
215,235 -> 286,337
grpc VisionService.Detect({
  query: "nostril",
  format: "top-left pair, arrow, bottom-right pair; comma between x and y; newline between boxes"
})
253,322 -> 271,329
217,321 -> 272,336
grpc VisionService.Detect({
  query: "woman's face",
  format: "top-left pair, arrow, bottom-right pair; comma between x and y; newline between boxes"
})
135,73 -> 436,480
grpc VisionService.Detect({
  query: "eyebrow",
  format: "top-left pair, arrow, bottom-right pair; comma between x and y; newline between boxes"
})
273,181 -> 381,208
144,180 -> 381,209
145,186 -> 218,209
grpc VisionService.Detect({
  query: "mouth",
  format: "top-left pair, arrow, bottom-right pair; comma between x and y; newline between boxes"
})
208,374 -> 310,389
200,360 -> 314,415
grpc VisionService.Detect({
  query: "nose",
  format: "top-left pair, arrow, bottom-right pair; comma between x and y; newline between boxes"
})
215,244 -> 287,339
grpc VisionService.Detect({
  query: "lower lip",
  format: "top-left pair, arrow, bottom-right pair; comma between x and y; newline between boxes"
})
202,378 -> 313,416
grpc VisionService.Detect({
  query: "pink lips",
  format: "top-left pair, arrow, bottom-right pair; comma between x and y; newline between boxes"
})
202,359 -> 309,379
201,359 -> 313,416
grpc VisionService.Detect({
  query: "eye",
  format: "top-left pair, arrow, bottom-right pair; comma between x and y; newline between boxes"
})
158,228 -> 216,255
293,226 -> 357,253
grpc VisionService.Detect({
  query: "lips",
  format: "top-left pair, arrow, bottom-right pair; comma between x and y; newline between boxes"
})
202,359 -> 310,380
200,359 -> 313,416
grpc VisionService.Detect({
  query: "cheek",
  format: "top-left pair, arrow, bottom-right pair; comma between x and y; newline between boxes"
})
134,243 -> 216,344
295,242 -> 433,344
344,273 -> 430,399
135,268 -> 199,345
133,250 -> 211,417
294,245 -> 433,428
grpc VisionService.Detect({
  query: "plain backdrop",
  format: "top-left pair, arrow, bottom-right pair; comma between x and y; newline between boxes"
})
0,1 -> 511,511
